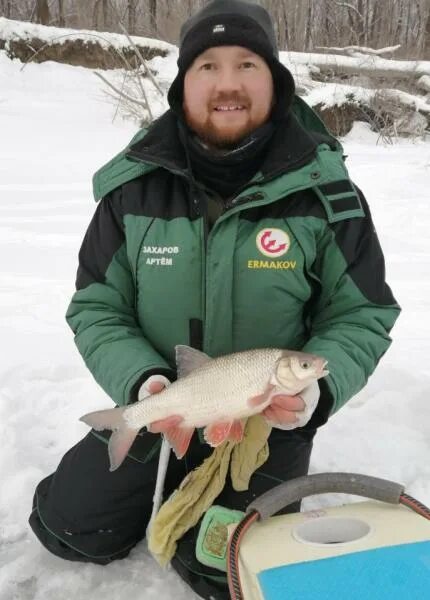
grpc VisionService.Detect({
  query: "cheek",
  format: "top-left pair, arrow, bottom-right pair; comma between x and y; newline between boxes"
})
251,76 -> 274,115
184,88 -> 209,119
248,94 -> 272,119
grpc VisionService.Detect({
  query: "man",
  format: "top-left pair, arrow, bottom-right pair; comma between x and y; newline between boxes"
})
29,1 -> 400,598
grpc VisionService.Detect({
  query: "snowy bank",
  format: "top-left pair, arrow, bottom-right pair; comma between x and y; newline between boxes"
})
0,17 -> 175,69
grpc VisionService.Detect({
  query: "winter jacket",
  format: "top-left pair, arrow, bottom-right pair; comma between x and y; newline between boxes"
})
66,96 -> 400,431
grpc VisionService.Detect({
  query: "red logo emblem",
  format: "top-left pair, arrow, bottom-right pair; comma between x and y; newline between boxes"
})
256,229 -> 290,258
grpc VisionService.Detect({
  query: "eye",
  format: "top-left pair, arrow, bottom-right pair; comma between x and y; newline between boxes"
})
300,361 -> 310,369
241,61 -> 256,69
200,63 -> 215,71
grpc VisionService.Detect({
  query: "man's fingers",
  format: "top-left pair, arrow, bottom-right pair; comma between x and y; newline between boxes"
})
147,380 -> 166,394
148,415 -> 183,433
263,405 -> 298,425
270,394 -> 305,411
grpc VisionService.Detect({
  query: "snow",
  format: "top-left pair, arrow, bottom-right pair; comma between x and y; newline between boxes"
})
305,81 -> 430,114
282,50 -> 430,78
0,17 -> 176,54
1,42 -> 430,600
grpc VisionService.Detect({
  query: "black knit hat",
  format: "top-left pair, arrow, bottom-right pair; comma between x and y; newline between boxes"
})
167,0 -> 295,120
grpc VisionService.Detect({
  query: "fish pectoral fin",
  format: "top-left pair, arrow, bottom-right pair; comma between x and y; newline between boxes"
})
204,420 -> 237,447
175,345 -> 212,378
228,419 -> 245,443
163,425 -> 195,459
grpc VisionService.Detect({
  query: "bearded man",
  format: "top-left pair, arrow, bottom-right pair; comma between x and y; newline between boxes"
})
29,2 -> 400,599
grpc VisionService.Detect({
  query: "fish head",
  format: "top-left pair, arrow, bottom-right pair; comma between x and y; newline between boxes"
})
275,351 -> 329,392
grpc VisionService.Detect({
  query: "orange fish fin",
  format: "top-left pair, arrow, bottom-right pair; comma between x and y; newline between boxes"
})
163,426 -> 195,459
228,419 -> 245,443
204,421 -> 235,447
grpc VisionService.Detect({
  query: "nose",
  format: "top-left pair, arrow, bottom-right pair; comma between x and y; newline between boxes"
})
213,65 -> 242,94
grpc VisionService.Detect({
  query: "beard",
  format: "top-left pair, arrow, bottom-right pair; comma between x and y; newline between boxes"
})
183,94 -> 269,151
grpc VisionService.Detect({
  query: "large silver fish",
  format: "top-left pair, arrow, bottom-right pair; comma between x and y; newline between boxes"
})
80,345 -> 328,471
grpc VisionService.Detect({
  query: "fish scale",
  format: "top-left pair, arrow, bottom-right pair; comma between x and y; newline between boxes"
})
125,348 -> 283,429
80,345 -> 328,471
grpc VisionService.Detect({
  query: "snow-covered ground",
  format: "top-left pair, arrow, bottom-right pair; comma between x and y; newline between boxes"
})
0,46 -> 429,600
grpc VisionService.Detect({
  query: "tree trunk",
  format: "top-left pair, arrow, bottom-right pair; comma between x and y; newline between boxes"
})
357,0 -> 365,46
35,0 -> 50,25
128,0 -> 137,35
2,0 -> 12,18
425,6 -> 430,58
370,0 -> 382,47
305,0 -> 313,51
283,3 -> 290,50
149,0 -> 157,35
324,0 -> 331,48
103,0 -> 108,29
58,0 -> 65,27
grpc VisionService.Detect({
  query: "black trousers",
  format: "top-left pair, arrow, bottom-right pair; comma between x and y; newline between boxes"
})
29,427 -> 314,599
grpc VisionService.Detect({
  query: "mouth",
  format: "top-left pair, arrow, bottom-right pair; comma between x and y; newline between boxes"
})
213,105 -> 247,113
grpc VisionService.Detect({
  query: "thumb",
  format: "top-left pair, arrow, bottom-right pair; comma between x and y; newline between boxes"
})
138,374 -> 171,401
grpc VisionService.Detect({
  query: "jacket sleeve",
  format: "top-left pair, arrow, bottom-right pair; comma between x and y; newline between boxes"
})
302,186 -> 401,421
66,188 -> 175,406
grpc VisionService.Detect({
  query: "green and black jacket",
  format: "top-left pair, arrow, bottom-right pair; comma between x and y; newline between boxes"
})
66,97 -> 400,432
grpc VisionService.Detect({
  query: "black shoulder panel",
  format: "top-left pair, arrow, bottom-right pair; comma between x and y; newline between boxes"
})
330,185 -> 398,306
76,189 -> 124,290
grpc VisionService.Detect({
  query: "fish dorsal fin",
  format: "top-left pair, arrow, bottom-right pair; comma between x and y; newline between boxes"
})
175,345 -> 211,378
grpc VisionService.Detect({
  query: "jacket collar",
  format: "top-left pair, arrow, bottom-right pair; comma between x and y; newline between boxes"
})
126,108 -> 323,184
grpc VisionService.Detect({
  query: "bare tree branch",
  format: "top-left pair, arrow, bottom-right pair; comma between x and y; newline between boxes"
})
93,70 -> 149,107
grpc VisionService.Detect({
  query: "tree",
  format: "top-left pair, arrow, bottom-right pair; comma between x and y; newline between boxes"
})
425,4 -> 430,57
2,0 -> 12,18
35,0 -> 50,24
93,0 -> 109,30
149,0 -> 157,35
58,0 -> 65,27
127,0 -> 138,35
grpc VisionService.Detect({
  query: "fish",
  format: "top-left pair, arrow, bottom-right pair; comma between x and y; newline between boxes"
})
80,345 -> 328,471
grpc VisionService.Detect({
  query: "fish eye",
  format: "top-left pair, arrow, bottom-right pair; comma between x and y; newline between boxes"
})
301,361 -> 310,369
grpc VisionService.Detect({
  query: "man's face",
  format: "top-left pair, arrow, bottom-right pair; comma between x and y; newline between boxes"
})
183,46 -> 274,150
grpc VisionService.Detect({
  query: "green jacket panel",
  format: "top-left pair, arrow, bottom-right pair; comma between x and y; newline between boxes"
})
68,105 -> 400,421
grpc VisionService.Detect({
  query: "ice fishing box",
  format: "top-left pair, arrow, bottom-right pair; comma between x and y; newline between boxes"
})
239,500 -> 430,600
219,473 -> 430,600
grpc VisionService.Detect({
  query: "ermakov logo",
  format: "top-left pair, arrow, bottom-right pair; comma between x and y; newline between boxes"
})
256,229 -> 290,258
251,229 -> 295,270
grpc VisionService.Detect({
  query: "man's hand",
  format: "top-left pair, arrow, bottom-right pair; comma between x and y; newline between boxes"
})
249,381 -> 320,430
262,390 -> 305,426
138,375 -> 183,433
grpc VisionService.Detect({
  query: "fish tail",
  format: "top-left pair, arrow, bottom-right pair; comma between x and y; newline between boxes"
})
80,407 -> 138,472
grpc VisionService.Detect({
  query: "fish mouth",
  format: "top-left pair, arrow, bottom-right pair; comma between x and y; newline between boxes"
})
318,359 -> 329,378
